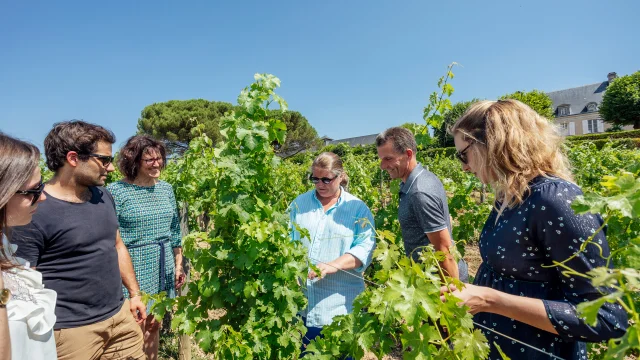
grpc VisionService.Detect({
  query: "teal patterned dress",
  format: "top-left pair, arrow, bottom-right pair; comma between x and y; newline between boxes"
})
107,180 -> 182,301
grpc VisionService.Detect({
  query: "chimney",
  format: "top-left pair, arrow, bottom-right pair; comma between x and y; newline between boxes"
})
607,72 -> 617,83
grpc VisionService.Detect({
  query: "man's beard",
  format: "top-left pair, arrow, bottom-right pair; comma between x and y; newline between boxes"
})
76,170 -> 106,187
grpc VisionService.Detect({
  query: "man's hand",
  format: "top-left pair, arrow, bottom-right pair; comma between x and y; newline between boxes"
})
425,229 -> 459,279
129,295 -> 147,325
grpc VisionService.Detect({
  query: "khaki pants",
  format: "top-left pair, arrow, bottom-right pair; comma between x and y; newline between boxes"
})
54,299 -> 145,360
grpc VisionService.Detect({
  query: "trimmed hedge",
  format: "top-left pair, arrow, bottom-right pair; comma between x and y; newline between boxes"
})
420,138 -> 640,159
423,147 -> 457,157
565,129 -> 640,142
288,131 -> 640,164
574,138 -> 640,150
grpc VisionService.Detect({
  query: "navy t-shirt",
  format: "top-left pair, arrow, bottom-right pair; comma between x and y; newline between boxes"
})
12,186 -> 124,329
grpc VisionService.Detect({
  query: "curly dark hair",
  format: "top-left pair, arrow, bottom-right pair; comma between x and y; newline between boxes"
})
117,135 -> 167,180
44,120 -> 116,171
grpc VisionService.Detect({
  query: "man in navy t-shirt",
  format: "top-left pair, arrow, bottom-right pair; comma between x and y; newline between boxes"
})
13,121 -> 146,359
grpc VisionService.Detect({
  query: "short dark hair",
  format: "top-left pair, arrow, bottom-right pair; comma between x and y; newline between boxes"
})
375,127 -> 417,155
117,135 -> 167,180
44,120 -> 116,172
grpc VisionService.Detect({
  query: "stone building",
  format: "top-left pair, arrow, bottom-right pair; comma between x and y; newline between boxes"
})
549,72 -> 632,136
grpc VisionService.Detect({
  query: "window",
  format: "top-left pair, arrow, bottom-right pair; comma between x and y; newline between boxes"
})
559,123 -> 568,136
558,105 -> 570,116
587,119 -> 599,133
586,103 -> 598,112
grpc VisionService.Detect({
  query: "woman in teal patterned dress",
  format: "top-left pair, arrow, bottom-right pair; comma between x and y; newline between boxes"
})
107,135 -> 184,360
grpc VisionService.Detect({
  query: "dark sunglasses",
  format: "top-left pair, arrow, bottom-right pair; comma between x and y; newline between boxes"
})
309,175 -> 337,184
15,178 -> 45,206
85,153 -> 114,167
455,143 -> 474,165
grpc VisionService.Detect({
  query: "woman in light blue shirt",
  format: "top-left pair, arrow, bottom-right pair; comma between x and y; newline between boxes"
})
290,152 -> 376,352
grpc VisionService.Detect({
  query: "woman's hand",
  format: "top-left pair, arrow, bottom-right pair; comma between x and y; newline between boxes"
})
174,248 -> 185,289
440,283 -> 493,315
175,267 -> 186,289
308,262 -> 339,280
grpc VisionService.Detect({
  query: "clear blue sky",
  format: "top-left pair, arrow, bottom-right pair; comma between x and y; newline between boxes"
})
1,0 -> 638,148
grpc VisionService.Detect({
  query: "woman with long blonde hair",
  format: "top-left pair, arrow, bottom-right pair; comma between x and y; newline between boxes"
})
442,100 -> 627,359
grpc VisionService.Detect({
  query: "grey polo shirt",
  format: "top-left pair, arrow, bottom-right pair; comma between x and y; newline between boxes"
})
398,163 -> 451,259
398,163 -> 468,281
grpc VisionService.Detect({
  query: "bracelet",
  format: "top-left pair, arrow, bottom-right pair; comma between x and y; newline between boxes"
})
129,291 -> 141,298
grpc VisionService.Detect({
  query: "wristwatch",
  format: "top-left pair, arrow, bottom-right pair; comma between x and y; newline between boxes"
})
0,288 -> 11,308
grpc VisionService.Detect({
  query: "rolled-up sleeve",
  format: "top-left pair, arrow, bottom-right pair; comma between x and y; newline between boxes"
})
346,204 -> 376,273
535,183 -> 628,342
289,201 -> 300,242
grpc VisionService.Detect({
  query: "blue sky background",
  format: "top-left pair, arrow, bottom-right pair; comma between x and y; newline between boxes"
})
1,0 -> 638,148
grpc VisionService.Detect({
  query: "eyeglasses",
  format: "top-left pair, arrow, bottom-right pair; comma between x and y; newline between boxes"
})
15,178 -> 45,206
309,175 -> 337,184
142,158 -> 163,165
85,153 -> 114,167
455,143 -> 474,165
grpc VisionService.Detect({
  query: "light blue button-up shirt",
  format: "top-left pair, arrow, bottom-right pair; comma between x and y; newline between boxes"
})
290,188 -> 376,328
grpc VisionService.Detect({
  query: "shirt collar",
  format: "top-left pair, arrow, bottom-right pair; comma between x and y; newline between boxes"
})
399,163 -> 425,194
313,186 -> 345,211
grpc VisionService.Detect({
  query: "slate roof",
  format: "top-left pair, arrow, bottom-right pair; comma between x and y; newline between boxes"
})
328,133 -> 378,147
547,81 -> 610,116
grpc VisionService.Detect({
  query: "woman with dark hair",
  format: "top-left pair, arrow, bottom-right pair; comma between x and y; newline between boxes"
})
441,100 -> 628,359
0,133 -> 56,359
107,135 -> 183,360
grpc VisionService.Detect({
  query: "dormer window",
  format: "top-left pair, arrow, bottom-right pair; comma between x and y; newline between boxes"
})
586,102 -> 598,112
558,105 -> 570,116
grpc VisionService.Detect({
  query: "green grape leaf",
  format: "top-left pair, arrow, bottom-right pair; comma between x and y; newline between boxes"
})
452,329 -> 490,360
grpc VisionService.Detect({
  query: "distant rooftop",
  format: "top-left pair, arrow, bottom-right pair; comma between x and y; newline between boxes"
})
548,82 -> 608,116
326,72 -> 619,145
327,133 -> 378,147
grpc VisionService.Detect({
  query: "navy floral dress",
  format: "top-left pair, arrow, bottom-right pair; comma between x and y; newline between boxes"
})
474,176 -> 627,360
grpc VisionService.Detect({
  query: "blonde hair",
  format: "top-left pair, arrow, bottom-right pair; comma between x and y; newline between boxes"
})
310,152 -> 349,188
449,99 -> 573,214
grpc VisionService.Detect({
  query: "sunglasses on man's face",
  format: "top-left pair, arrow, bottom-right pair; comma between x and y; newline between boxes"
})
455,143 -> 474,165
85,153 -> 114,167
309,175 -> 337,184
15,178 -> 45,206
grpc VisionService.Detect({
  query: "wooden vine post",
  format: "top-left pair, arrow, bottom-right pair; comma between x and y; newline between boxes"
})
178,203 -> 191,360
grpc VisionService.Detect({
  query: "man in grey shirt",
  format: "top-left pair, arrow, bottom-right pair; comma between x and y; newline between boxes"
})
376,127 -> 468,281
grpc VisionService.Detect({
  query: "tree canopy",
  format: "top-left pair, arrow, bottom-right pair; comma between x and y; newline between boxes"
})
434,99 -> 479,148
499,89 -> 554,120
268,110 -> 320,157
600,71 -> 640,129
431,91 -> 551,149
137,99 -> 319,156
137,99 -> 232,154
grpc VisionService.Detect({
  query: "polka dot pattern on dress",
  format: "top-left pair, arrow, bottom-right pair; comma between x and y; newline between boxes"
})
473,177 -> 628,359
